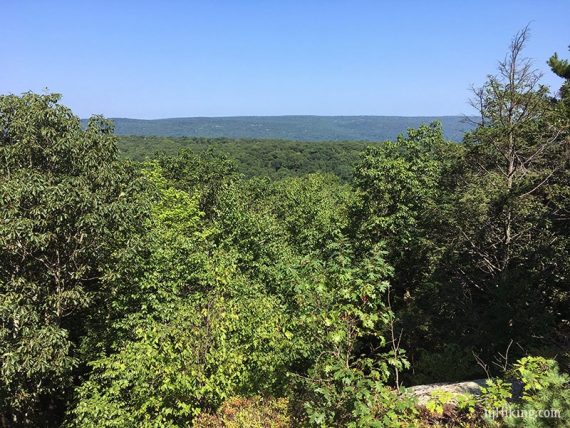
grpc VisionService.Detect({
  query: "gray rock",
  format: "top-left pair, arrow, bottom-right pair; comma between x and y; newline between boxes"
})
407,379 -> 488,406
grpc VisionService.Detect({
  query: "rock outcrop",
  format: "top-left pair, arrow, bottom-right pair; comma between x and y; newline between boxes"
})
408,379 -> 488,405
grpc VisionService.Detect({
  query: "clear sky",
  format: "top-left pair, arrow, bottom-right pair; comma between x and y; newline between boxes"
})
2,1 -> 569,118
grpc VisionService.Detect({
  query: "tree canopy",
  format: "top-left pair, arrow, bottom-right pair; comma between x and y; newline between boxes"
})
1,31 -> 569,427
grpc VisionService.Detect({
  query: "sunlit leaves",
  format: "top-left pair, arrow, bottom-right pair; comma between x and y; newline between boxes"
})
0,93 -> 149,424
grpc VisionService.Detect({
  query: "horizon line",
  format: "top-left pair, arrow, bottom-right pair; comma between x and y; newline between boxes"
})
81,114 -> 476,121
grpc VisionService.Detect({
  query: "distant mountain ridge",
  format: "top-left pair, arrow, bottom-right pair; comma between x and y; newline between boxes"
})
83,116 -> 475,142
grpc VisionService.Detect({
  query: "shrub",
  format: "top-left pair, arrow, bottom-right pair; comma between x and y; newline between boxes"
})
480,357 -> 570,427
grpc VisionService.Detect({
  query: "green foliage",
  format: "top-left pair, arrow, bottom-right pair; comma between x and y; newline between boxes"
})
425,390 -> 454,415
480,379 -> 512,409
269,173 -> 353,254
70,290 -> 291,427
548,47 -> 570,113
453,40 -> 570,350
156,148 -> 239,217
509,357 -> 568,404
394,29 -> 570,377
352,122 -> 450,251
502,376 -> 570,427
0,93 -> 149,425
291,243 -> 415,427
548,49 -> 570,79
422,357 -> 569,426
455,393 -> 478,415
2,33 -> 570,427
350,122 -> 469,384
69,159 -> 293,426
119,136 -> 380,181
425,390 -> 477,416
480,357 -> 570,428
302,362 -> 417,427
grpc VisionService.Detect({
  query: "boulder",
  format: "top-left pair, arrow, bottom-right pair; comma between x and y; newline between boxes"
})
407,379 -> 488,405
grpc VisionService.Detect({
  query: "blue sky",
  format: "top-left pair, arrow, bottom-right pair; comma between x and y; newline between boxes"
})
2,1 -> 569,118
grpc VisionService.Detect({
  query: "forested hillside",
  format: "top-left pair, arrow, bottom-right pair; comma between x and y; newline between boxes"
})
1,30 -> 569,427
98,115 -> 474,141
118,136 -> 380,181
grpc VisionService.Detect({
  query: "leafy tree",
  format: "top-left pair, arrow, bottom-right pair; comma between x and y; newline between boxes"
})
548,49 -> 570,79
268,173 -> 353,255
449,28 -> 570,353
292,242 -> 415,427
68,163 -> 292,427
390,31 -> 570,382
209,177 -> 294,294
69,289 -> 291,427
157,148 -> 239,218
349,123 -> 465,381
548,46 -> 570,112
0,93 -> 149,425
351,122 -> 456,255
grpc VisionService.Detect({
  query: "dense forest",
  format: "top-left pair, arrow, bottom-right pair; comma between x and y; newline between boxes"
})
117,136 -> 379,181
1,30 -> 569,427
94,115 -> 473,142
